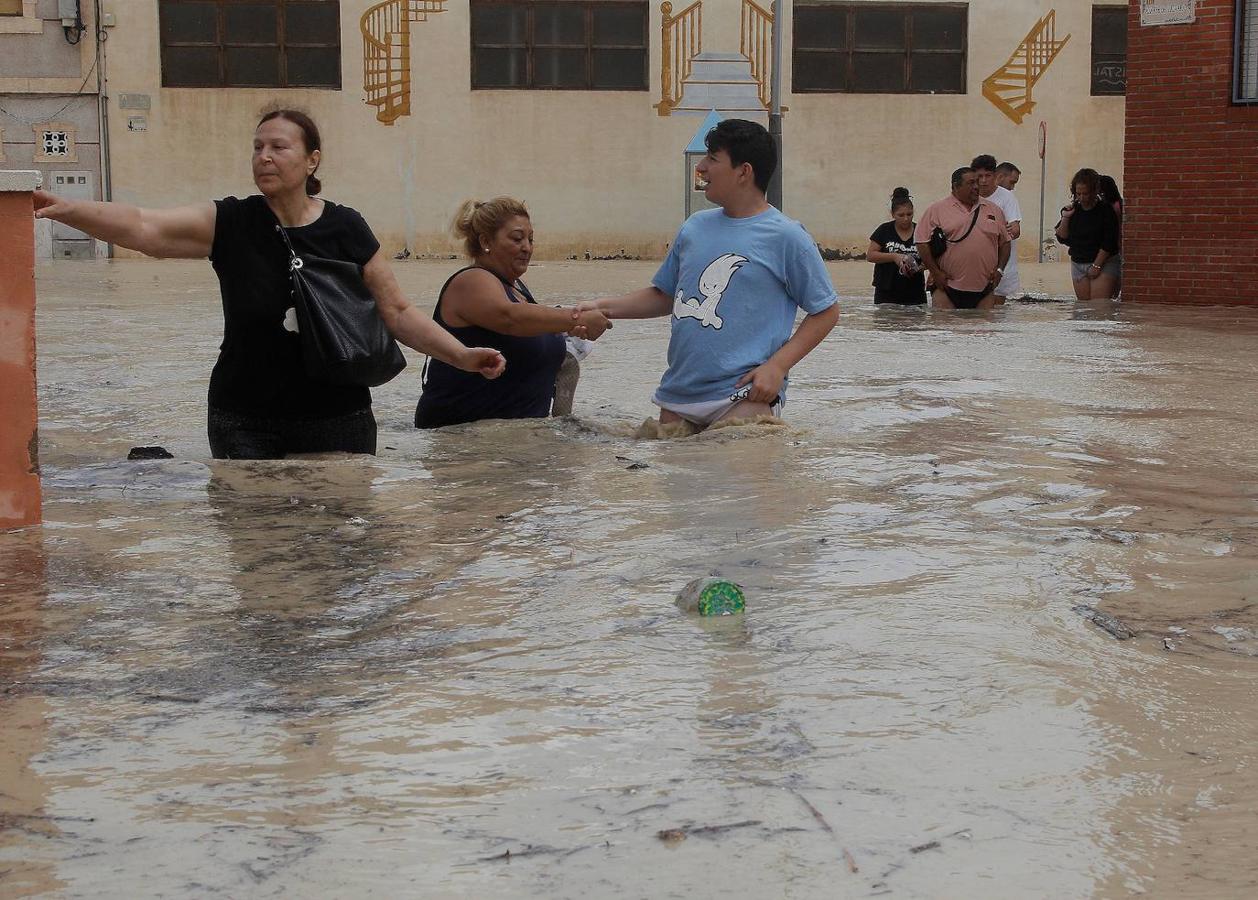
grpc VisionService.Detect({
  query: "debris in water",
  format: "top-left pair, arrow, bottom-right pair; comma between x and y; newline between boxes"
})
128,446 -> 173,460
675,577 -> 746,616
625,461 -> 650,470
909,840 -> 941,854
656,820 -> 760,843
1072,604 -> 1134,640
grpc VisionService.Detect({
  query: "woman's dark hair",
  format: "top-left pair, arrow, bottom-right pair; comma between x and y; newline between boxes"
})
890,187 -> 913,213
705,118 -> 777,193
452,197 -> 530,259
1097,174 -> 1123,207
257,108 -> 323,195
1070,167 -> 1099,198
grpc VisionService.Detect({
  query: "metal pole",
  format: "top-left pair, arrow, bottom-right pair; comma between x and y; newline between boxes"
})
767,1 -> 785,210
1038,120 -> 1047,263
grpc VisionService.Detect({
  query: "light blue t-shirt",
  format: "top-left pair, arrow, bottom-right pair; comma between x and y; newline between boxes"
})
651,206 -> 837,405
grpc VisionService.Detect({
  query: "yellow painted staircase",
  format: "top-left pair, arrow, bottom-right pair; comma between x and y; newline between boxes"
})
982,10 -> 1071,125
361,0 -> 446,125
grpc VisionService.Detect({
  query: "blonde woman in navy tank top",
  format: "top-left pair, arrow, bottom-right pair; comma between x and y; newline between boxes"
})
415,198 -> 613,428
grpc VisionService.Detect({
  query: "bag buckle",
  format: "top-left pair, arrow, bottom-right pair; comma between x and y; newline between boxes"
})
290,256 -> 304,270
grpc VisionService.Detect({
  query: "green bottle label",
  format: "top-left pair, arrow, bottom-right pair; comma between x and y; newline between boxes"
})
697,581 -> 745,616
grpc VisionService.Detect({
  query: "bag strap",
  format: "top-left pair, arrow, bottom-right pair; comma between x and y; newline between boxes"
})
949,204 -> 983,244
266,206 -> 304,272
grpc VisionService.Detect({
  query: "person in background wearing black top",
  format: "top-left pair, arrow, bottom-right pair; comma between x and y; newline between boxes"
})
414,197 -> 613,429
1055,167 -> 1121,300
1096,173 -> 1124,296
1097,174 -> 1124,225
32,109 -> 506,459
867,187 -> 927,305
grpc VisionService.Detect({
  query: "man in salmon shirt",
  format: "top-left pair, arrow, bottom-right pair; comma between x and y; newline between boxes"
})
915,166 -> 1011,310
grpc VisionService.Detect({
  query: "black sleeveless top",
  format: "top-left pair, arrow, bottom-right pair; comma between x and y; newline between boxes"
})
414,266 -> 567,429
209,195 -> 379,417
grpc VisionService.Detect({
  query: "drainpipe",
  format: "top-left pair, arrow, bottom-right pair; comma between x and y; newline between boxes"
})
767,0 -> 786,211
94,0 -> 113,254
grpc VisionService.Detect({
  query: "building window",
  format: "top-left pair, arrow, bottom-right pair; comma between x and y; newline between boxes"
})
1090,5 -> 1126,96
0,0 -> 42,32
792,3 -> 967,94
470,1 -> 648,90
158,0 -> 341,89
1238,0 -> 1258,103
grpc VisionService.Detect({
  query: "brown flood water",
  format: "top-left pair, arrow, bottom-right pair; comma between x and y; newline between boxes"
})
3,259 -> 1258,898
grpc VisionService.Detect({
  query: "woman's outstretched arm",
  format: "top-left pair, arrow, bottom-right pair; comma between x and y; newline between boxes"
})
362,251 -> 506,378
32,191 -> 216,259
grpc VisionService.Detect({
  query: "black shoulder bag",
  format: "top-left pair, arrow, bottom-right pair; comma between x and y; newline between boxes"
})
273,218 -> 406,388
928,204 -> 983,260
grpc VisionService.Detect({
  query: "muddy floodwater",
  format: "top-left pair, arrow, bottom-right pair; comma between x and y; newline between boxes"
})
3,259 -> 1258,898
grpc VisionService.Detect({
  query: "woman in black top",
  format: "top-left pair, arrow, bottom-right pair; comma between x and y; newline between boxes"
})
32,109 -> 505,459
415,198 -> 612,428
1055,168 -> 1121,301
866,187 -> 927,305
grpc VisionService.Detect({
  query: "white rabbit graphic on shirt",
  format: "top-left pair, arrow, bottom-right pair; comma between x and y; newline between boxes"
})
673,253 -> 747,329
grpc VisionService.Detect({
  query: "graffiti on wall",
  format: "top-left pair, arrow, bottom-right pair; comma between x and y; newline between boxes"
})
362,0 -> 447,125
982,10 -> 1072,125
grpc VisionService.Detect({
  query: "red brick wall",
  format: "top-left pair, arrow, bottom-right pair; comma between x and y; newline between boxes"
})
1124,0 -> 1258,305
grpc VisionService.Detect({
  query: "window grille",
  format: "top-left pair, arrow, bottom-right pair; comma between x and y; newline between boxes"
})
42,131 -> 70,156
1091,5 -> 1126,96
792,3 -> 967,95
158,0 -> 341,89
1238,0 -> 1258,103
470,1 -> 648,91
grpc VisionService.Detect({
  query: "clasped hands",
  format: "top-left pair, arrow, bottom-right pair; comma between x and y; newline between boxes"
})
568,301 -> 613,341
567,301 -> 613,340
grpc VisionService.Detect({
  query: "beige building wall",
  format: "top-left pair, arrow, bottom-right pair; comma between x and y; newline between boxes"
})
0,0 -> 104,257
100,0 -> 1123,260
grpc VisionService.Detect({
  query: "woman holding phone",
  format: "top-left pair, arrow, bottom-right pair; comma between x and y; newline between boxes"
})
1055,168 -> 1121,301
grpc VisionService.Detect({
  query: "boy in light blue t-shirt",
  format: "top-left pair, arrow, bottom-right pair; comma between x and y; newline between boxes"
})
580,119 -> 839,429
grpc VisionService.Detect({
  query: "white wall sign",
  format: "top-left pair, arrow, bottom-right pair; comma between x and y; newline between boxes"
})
1141,0 -> 1196,26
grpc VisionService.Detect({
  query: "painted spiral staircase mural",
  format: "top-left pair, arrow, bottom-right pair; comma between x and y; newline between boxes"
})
982,10 -> 1071,125
361,0 -> 447,125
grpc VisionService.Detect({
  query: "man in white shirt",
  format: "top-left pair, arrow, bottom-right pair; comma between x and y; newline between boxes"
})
972,155 -> 1022,304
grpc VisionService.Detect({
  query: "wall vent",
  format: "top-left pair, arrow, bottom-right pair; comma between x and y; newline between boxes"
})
33,122 -> 78,162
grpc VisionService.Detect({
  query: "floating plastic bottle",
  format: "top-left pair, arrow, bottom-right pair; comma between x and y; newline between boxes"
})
675,577 -> 746,616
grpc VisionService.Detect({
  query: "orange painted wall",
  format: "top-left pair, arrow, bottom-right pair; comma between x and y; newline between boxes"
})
0,187 -> 41,529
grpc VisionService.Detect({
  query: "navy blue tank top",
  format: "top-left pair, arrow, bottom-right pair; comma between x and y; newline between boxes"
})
414,266 -> 567,429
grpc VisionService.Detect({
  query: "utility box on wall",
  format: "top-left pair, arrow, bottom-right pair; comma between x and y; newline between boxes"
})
48,171 -> 95,259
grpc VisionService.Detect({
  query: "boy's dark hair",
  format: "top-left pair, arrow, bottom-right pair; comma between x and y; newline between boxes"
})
951,166 -> 974,188
970,154 -> 998,172
996,161 -> 1021,176
705,118 -> 777,194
